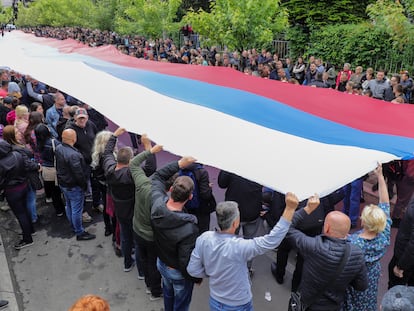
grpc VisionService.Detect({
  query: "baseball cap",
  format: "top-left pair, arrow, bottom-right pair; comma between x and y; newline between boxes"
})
74,107 -> 88,119
3,96 -> 13,104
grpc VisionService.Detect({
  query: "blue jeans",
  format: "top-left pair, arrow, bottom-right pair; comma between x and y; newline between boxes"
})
26,185 -> 37,223
209,296 -> 253,311
342,178 -> 363,225
60,186 -> 85,235
157,259 -> 194,311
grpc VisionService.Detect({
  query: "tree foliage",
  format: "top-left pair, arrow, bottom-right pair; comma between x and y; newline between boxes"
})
367,0 -> 414,48
183,0 -> 288,51
0,6 -> 14,25
17,0 -> 96,28
282,0 -> 375,29
114,0 -> 182,38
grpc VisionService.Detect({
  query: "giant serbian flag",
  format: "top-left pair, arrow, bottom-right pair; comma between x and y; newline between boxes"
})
1,31 -> 414,200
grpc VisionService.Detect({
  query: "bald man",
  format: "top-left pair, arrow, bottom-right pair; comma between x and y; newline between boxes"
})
286,207 -> 367,311
55,129 -> 96,241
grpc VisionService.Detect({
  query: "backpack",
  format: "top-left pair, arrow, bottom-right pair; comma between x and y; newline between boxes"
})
179,164 -> 203,210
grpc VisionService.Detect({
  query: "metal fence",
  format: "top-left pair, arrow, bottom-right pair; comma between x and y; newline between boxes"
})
272,40 -> 290,59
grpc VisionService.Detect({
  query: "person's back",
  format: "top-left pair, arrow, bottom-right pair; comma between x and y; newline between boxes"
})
218,171 -> 262,222
389,200 -> 414,288
287,210 -> 368,310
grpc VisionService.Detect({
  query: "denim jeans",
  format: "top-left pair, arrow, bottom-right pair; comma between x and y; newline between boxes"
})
60,186 -> 85,235
240,217 -> 261,269
157,259 -> 194,311
5,183 -> 34,242
26,184 -> 37,223
342,178 -> 363,225
209,296 -> 253,311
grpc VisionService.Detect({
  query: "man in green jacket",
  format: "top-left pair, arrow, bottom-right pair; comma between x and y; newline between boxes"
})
130,134 -> 163,301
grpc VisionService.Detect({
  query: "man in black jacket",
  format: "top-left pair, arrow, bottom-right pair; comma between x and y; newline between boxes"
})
218,170 -> 262,275
55,129 -> 95,241
151,156 -> 201,311
388,199 -> 414,288
286,209 -> 367,311
102,127 -> 156,274
66,107 -> 98,223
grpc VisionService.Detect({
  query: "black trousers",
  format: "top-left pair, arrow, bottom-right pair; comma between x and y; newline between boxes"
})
134,231 -> 162,296
388,255 -> 414,288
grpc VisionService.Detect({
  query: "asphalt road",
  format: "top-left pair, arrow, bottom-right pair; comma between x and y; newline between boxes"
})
0,120 -> 397,310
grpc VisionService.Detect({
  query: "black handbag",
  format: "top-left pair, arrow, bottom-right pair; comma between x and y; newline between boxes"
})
288,244 -> 350,311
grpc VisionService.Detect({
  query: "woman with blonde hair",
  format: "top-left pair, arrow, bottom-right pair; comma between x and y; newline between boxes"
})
68,295 -> 110,311
91,131 -> 116,238
344,163 -> 391,311
14,104 -> 29,145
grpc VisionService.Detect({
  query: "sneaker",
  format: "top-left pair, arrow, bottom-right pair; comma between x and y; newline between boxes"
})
124,261 -> 135,272
45,197 -> 53,203
146,287 -> 151,294
0,299 -> 9,309
19,231 -> 37,236
82,212 -> 92,223
137,274 -> 145,280
14,240 -> 34,250
76,231 -> 96,241
93,204 -> 104,213
149,294 -> 162,301
56,212 -> 64,217
0,204 -> 10,212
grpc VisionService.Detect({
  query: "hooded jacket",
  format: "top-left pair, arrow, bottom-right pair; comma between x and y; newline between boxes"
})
151,161 -> 200,282
0,140 -> 26,188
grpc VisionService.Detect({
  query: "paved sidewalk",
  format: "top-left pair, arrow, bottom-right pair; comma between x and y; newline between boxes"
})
0,202 -> 18,311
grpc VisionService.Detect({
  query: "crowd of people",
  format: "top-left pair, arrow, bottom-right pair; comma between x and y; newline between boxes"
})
0,27 -> 414,311
21,26 -> 414,104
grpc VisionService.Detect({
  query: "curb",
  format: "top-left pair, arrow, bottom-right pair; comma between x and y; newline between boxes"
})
0,205 -> 19,311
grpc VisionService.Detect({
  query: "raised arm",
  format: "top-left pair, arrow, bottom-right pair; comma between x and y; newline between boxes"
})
374,163 -> 389,204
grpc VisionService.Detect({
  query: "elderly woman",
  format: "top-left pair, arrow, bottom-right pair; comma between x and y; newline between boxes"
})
91,130 -> 116,237
344,164 -> 391,311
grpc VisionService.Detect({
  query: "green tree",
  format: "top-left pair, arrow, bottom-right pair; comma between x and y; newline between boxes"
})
17,0 -> 96,28
114,0 -> 182,38
367,0 -> 414,48
183,0 -> 288,51
0,6 -> 15,25
92,0 -> 118,31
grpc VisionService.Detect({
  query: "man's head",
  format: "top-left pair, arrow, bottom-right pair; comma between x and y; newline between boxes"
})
376,69 -> 385,81
402,72 -> 409,81
116,147 -> 133,165
390,74 -> 401,86
62,129 -> 77,146
216,201 -> 240,232
323,211 -> 351,238
381,285 -> 414,311
54,92 -> 66,109
170,176 -> 194,203
74,107 -> 88,128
